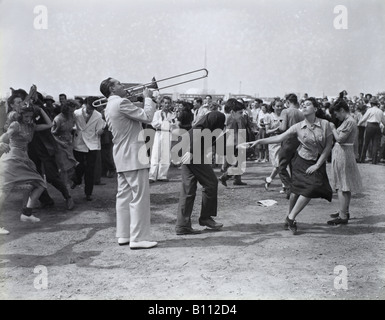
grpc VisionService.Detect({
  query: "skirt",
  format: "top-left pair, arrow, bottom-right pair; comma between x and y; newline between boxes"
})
54,141 -> 78,171
268,142 -> 281,168
291,152 -> 332,202
331,143 -> 363,193
0,147 -> 46,192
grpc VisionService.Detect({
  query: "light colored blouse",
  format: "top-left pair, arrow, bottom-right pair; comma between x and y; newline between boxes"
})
357,106 -> 385,126
286,118 -> 332,161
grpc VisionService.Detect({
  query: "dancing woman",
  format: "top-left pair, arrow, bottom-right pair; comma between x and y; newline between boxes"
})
327,98 -> 363,225
0,104 -> 52,234
51,100 -> 78,186
247,98 -> 333,234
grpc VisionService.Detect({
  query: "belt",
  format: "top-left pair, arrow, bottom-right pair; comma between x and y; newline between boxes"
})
336,142 -> 354,146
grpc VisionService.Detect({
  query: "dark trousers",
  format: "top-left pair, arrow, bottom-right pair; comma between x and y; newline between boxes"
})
278,137 -> 300,190
29,151 -> 70,203
94,150 -> 102,183
72,150 -> 98,196
176,164 -> 218,229
101,143 -> 115,176
357,126 -> 365,159
360,123 -> 381,164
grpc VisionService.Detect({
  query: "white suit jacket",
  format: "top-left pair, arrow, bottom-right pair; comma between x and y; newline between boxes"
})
73,108 -> 106,152
104,95 -> 156,172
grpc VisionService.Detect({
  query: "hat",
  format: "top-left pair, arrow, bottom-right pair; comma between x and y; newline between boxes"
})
44,95 -> 55,102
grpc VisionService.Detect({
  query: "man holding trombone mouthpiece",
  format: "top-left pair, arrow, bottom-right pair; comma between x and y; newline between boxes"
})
100,77 -> 158,250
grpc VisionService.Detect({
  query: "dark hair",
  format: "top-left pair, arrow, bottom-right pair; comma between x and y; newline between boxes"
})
61,100 -> 78,115
33,92 -> 45,107
160,96 -> 172,103
7,95 -> 22,108
304,97 -> 320,109
10,88 -> 28,100
59,93 -> 67,99
225,98 -> 244,112
332,98 -> 349,113
286,93 -> 298,105
194,97 -> 203,104
86,96 -> 100,107
254,98 -> 263,104
182,101 -> 194,111
205,95 -> 212,100
75,97 -> 84,105
100,77 -> 114,98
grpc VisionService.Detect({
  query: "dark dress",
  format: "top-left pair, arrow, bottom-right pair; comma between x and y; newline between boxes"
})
286,118 -> 333,202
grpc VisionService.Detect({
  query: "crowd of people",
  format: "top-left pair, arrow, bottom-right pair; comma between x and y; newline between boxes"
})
0,82 -> 384,246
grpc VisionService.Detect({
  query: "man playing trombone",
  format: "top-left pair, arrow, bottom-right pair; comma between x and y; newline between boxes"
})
99,78 -> 158,250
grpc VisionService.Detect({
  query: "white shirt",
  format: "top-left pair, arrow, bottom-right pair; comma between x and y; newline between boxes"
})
357,106 -> 385,126
73,107 -> 106,152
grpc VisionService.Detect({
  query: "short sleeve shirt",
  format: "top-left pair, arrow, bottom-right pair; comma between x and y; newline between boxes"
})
286,118 -> 332,161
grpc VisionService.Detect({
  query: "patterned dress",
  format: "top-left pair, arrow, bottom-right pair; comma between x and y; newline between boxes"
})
0,121 -> 46,192
331,115 -> 363,193
51,113 -> 77,171
264,112 -> 282,167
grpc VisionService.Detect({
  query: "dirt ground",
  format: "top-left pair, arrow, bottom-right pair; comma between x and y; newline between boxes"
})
0,160 -> 384,300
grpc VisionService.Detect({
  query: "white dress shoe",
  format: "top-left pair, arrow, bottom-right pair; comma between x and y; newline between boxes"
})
20,214 -> 40,223
0,227 -> 10,235
130,241 -> 158,250
118,237 -> 130,246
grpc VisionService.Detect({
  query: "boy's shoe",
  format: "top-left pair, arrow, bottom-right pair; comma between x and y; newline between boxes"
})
199,217 -> 223,230
233,180 -> 247,186
66,197 -> 75,210
327,217 -> 348,225
330,212 -> 350,220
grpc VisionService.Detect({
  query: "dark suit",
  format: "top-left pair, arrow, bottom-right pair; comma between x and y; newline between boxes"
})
28,106 -> 71,204
176,111 -> 225,231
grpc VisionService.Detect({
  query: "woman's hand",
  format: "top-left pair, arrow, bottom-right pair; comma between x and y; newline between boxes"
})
306,164 -> 319,175
248,140 -> 260,148
0,142 -> 10,155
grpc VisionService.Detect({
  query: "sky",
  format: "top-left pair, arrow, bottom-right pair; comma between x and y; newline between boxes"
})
0,0 -> 384,100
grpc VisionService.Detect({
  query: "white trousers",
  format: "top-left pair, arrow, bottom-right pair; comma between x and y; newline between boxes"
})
116,169 -> 151,242
149,131 -> 171,180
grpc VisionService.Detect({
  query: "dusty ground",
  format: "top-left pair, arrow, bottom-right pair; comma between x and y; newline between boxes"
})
0,160 -> 384,300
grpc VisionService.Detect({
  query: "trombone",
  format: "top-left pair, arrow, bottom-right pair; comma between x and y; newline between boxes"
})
92,68 -> 208,108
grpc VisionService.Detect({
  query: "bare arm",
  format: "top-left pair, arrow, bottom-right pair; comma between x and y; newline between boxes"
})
249,129 -> 293,147
35,108 -> 53,132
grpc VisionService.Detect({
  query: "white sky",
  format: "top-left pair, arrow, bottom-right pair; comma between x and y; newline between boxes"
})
0,0 -> 384,99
